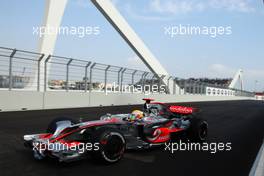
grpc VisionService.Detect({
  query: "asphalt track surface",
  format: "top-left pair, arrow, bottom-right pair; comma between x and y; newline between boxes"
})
0,100 -> 264,176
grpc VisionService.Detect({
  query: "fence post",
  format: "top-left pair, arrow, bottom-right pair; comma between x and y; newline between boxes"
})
196,81 -> 200,94
142,72 -> 148,94
117,68 -> 123,92
183,80 -> 187,94
141,72 -> 148,94
191,80 -> 195,94
9,49 -> 16,91
44,55 -> 51,92
37,54 -> 45,91
140,72 -> 145,93
89,63 -> 96,92
84,62 -> 91,92
151,75 -> 155,93
194,81 -> 197,94
200,83 -> 204,94
104,65 -> 111,93
140,72 -> 145,85
131,70 -> 137,93
66,59 -> 73,92
120,68 -> 126,93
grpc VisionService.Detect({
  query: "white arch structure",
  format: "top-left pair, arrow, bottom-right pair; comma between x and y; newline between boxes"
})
35,0 -> 179,93
229,69 -> 243,90
32,0 -> 68,91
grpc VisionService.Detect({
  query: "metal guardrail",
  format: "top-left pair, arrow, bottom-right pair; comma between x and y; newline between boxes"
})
0,47 -> 255,97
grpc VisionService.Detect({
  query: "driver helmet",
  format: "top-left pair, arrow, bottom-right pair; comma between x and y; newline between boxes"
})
131,110 -> 144,120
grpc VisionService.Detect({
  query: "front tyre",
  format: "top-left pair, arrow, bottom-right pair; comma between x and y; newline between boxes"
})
91,128 -> 125,164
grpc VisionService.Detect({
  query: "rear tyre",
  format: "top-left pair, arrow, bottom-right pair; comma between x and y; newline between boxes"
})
91,127 -> 125,164
187,117 -> 208,142
46,117 -> 77,134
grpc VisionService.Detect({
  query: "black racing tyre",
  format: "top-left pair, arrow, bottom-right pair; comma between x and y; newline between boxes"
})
91,127 -> 125,164
187,117 -> 208,142
46,117 -> 77,134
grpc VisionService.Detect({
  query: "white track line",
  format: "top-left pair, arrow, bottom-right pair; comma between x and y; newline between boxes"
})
249,139 -> 264,176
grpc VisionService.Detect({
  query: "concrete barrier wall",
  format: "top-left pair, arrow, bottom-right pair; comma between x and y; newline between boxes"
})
44,92 -> 90,109
0,91 -> 43,111
0,91 -> 253,111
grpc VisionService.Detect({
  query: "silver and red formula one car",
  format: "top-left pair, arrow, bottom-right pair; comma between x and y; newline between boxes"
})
23,99 -> 208,164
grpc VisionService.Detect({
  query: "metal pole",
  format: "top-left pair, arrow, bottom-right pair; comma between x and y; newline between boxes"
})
117,68 -> 123,92
184,79 -> 187,95
9,49 -> 16,91
66,59 -> 73,92
104,65 -> 111,93
143,72 -> 148,87
157,74 -> 161,93
120,68 -> 126,93
131,70 -> 137,93
194,81 -> 198,94
89,63 -> 96,92
84,62 -> 91,92
140,72 -> 146,87
200,83 -> 204,94
37,54 -> 45,91
142,72 -> 148,93
197,81 -> 201,94
151,75 -> 155,93
44,55 -> 51,92
131,70 -> 137,85
192,80 -> 195,94
201,83 -> 204,94
140,72 -> 145,93
196,81 -> 199,94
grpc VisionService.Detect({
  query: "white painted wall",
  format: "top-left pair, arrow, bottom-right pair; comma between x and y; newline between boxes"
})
0,91 -> 253,112
255,95 -> 264,101
206,87 -> 235,96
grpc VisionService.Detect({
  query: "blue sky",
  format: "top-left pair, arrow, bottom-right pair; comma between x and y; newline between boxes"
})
0,0 -> 263,91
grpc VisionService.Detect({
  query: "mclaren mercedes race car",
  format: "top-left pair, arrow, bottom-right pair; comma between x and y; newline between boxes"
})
23,99 -> 208,164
